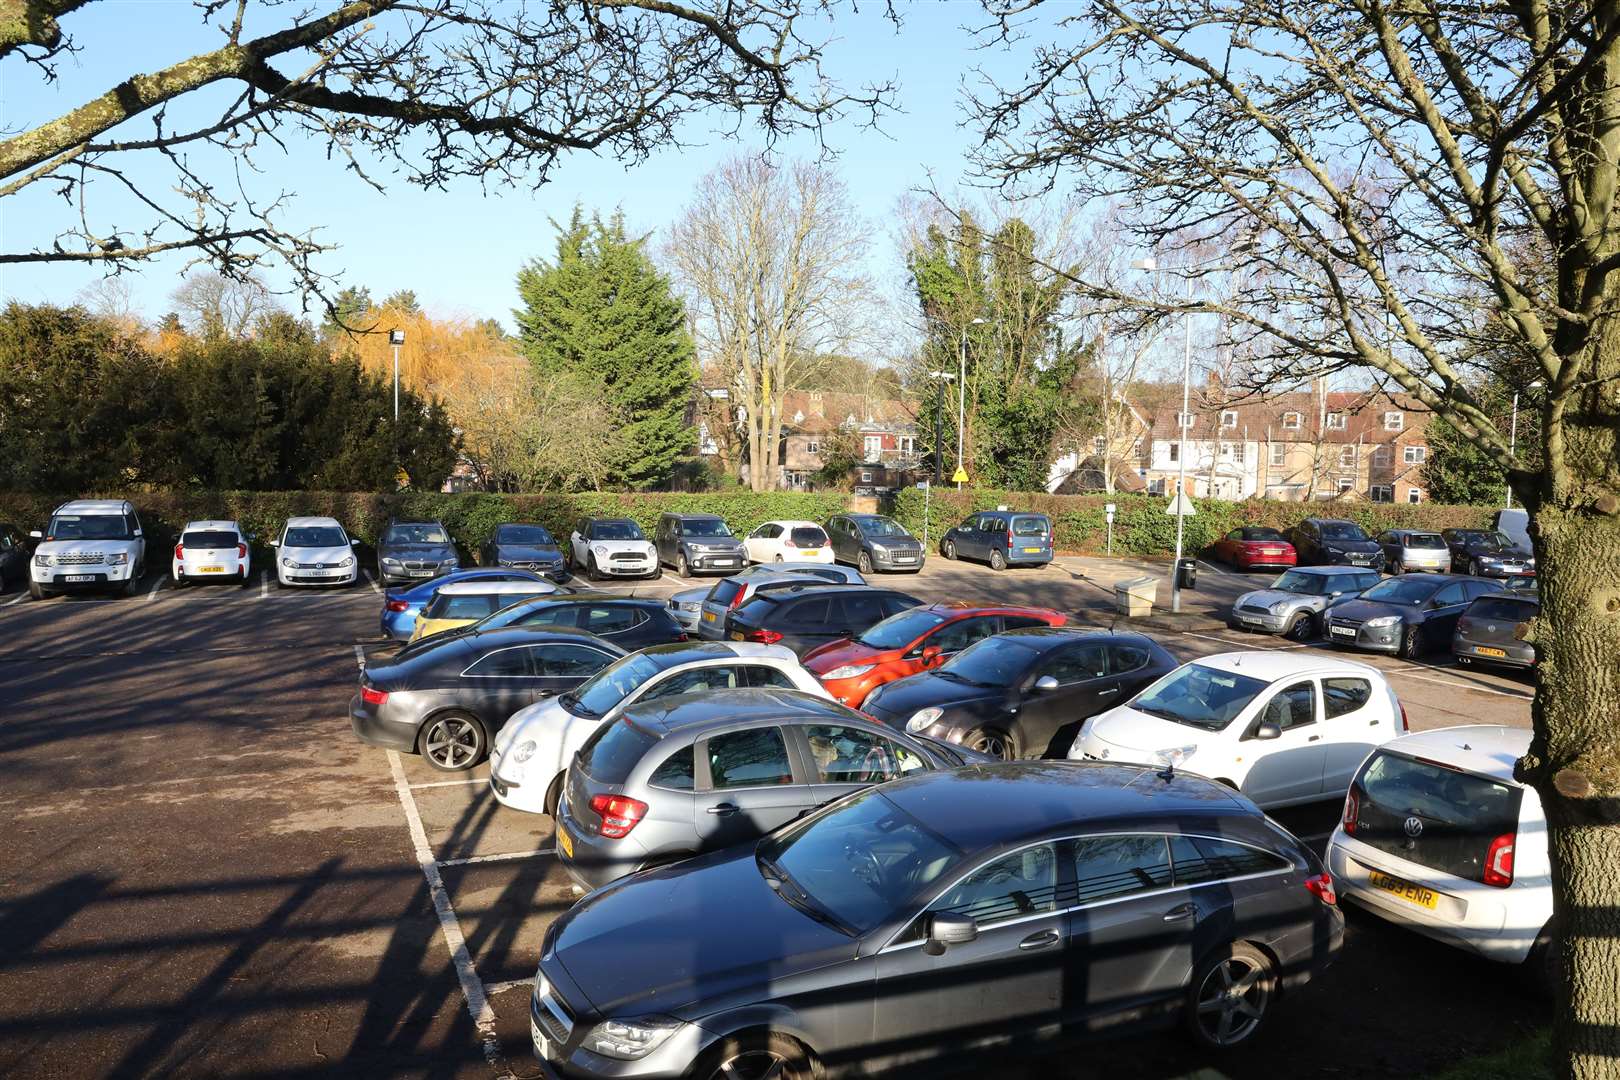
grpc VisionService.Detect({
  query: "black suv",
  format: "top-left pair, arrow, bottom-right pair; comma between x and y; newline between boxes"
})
654,513 -> 747,576
376,519 -> 460,586
724,584 -> 923,656
1285,518 -> 1384,570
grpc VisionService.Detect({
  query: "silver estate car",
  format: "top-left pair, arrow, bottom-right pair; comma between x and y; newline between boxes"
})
694,565 -> 866,639
1376,529 -> 1451,574
1229,566 -> 1383,641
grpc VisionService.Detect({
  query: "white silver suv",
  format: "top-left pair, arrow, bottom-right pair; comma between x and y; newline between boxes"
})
29,499 -> 148,599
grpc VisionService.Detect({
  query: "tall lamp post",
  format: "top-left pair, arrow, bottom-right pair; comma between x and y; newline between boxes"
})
927,371 -> 955,482
958,317 -> 987,488
389,328 -> 406,422
1506,379 -> 1544,509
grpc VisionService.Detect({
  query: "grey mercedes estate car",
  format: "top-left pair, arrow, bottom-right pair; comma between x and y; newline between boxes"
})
532,761 -> 1343,1079
554,688 -> 982,892
1229,566 -> 1382,641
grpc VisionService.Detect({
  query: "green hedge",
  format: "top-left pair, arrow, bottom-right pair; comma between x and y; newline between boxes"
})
889,487 -> 1497,558
0,490 -> 849,561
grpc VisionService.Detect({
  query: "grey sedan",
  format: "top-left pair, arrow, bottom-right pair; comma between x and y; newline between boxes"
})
1228,566 -> 1382,640
533,761 -> 1343,1079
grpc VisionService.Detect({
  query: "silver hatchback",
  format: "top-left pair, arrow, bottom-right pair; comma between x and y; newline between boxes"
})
1229,565 -> 1383,640
694,565 -> 865,638
1377,529 -> 1451,574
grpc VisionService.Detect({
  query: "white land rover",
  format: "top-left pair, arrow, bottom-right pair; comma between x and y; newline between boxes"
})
29,500 -> 148,599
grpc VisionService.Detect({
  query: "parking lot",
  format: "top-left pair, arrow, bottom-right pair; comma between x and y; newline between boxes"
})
0,557 -> 1546,1079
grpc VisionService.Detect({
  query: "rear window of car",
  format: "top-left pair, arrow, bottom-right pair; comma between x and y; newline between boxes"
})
709,580 -> 743,607
577,719 -> 661,785
790,526 -> 828,547
1239,528 -> 1285,541
1351,751 -> 1524,883
182,531 -> 238,549
1011,516 -> 1049,536
1467,596 -> 1539,621
1405,533 -> 1447,549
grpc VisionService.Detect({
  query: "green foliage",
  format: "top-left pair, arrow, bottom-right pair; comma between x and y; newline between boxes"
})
514,207 -> 696,490
321,286 -> 373,337
381,289 -> 421,315
889,487 -> 1494,557
1422,415 -> 1508,505
814,426 -> 865,489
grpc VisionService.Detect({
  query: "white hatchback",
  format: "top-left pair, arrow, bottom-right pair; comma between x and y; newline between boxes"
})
1327,726 -> 1552,987
1071,651 -> 1407,808
489,641 -> 830,817
273,516 -> 358,587
173,520 -> 250,586
743,520 -> 835,565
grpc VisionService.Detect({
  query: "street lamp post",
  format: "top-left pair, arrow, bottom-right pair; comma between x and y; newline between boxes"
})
1506,379 -> 1544,509
389,328 -> 406,422
958,317 -> 987,488
927,371 -> 955,482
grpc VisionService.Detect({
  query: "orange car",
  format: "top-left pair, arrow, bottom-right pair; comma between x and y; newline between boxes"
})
802,603 -> 1068,707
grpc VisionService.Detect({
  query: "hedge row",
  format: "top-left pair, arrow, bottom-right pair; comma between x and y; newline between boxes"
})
0,489 -> 850,559
888,487 -> 1498,558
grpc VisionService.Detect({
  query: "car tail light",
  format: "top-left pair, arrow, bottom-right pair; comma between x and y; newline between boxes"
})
1399,702 -> 1410,733
1342,784 -> 1361,834
386,599 -> 410,613
677,632 -> 689,641
589,794 -> 648,839
1304,871 -> 1337,906
361,686 -> 388,707
237,543 -> 248,559
750,628 -> 784,644
1483,832 -> 1516,887
728,590 -> 749,609
174,544 -> 184,560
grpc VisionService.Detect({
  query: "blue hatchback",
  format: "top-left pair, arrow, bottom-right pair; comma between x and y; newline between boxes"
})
379,567 -> 545,640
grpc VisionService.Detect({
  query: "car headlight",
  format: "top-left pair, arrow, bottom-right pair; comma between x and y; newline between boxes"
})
340,556 -> 355,568
592,545 -> 608,558
906,707 -> 944,733
33,553 -> 51,567
512,740 -> 537,764
107,552 -> 128,565
1269,601 -> 1292,615
823,663 -> 875,681
582,1015 -> 683,1060
498,559 -> 515,567
281,557 -> 295,568
870,543 -> 889,555
1478,553 -> 1500,562
381,557 -> 403,569
1363,615 -> 1401,629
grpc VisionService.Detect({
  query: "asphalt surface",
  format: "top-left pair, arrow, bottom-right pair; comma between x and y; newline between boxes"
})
0,557 -> 1546,1079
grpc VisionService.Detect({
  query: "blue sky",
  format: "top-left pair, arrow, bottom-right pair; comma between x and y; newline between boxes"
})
1,2 -> 1042,331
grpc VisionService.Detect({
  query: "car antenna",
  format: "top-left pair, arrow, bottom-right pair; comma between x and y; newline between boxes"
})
1155,746 -> 1194,781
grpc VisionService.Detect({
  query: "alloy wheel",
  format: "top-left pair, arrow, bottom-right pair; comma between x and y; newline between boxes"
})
423,716 -> 481,770
707,1050 -> 790,1080
965,728 -> 1014,760
1194,955 -> 1270,1046
858,551 -> 873,574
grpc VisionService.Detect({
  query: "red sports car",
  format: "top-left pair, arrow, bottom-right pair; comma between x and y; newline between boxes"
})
1213,526 -> 1298,570
802,603 -> 1068,707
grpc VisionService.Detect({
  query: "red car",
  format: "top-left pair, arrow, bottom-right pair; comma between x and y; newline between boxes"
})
1213,526 -> 1298,570
802,603 -> 1068,707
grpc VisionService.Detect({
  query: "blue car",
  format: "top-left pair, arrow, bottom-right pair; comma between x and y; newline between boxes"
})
379,567 -> 545,640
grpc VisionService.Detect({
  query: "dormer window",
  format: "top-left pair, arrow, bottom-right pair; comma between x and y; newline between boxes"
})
1220,410 -> 1238,429
1177,412 -> 1194,428
1326,412 -> 1347,430
1282,412 -> 1302,431
1383,411 -> 1404,432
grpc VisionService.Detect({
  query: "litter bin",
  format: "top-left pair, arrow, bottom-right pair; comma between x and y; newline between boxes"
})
1176,558 -> 1197,590
1115,576 -> 1158,618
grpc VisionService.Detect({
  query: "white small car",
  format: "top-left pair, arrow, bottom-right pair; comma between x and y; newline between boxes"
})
1071,651 -> 1407,808
173,520 -> 250,586
29,499 -> 148,599
567,516 -> 657,580
273,516 -> 358,587
489,641 -> 830,816
743,520 -> 835,564
1327,726 -> 1553,989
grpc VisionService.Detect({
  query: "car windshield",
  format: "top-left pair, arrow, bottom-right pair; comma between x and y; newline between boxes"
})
1011,516 -> 1049,536
384,524 -> 450,544
47,514 -> 132,541
591,521 -> 644,541
1360,578 -> 1443,606
857,609 -> 947,649
859,517 -> 908,538
1404,533 -> 1447,549
284,526 -> 346,547
181,530 -> 238,549
1318,522 -> 1368,541
496,525 -> 553,545
564,653 -> 664,718
680,519 -> 733,537
756,789 -> 965,935
1270,570 -> 1336,596
1487,531 -> 1519,549
935,636 -> 1041,688
1128,664 -> 1269,731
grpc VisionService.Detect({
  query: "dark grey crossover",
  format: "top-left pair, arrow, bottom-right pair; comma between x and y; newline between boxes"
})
481,523 -> 567,581
655,513 -> 747,576
1324,574 -> 1504,658
350,627 -> 624,770
826,513 -> 925,574
377,519 -> 460,586
532,761 -> 1343,1079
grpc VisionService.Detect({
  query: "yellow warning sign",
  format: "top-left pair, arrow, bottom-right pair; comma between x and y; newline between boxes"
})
395,469 -> 411,489
951,467 -> 970,483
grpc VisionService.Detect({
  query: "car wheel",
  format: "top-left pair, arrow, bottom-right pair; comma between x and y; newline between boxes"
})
989,548 -> 1007,571
1470,558 -> 1483,577
586,555 -> 601,582
28,579 -> 47,601
239,568 -> 251,588
858,550 -> 874,575
676,552 -> 690,577
773,553 -> 784,563
963,726 -> 1019,761
1528,923 -> 1560,999
418,711 -> 487,772
1185,942 -> 1276,1050
1398,624 -> 1424,659
692,1031 -> 815,1080
122,571 -> 141,597
943,539 -> 957,561
544,773 -> 564,818
1284,612 -> 1316,642
1390,558 -> 1404,575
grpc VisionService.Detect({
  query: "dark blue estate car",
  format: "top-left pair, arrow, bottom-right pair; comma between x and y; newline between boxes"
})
941,511 -> 1054,570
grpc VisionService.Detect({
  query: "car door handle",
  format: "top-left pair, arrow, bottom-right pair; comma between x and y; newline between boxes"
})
1097,687 -> 1120,696
706,803 -> 740,816
1162,903 -> 1197,922
1308,734 -> 1321,742
1018,929 -> 1061,950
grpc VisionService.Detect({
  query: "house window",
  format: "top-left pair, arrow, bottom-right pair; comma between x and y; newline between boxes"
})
1408,488 -> 1423,504
897,436 -> 915,455
1269,444 -> 1286,467
1220,410 -> 1238,429
806,440 -> 820,454
1148,477 -> 1166,495
859,469 -> 873,483
1092,436 -> 1107,456
1219,442 -> 1232,459
1371,485 -> 1393,503
1282,412 -> 1302,430
1132,438 -> 1144,458
1337,478 -> 1355,495
1326,412 -> 1347,430
1384,411 -> 1404,431
1372,445 -> 1392,468
1177,412 -> 1194,428
1339,445 -> 1357,467
864,435 -> 882,460
1168,443 -> 1180,463
1404,445 -> 1427,464
1232,443 -> 1246,465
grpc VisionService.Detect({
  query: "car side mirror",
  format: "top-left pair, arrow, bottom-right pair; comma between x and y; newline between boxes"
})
1033,675 -> 1060,693
1252,722 -> 1281,741
28,530 -> 42,540
924,912 -> 978,955
920,644 -> 942,662
350,540 -> 359,547
133,529 -> 142,537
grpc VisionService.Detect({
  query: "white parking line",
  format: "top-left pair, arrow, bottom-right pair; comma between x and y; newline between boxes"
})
353,644 -> 366,671
145,576 -> 163,601
1179,630 -> 1284,651
1385,668 -> 1532,700
1,591 -> 26,608
362,569 -> 381,595
259,570 -> 270,600
386,750 -> 504,1072
437,848 -> 554,868
482,979 -> 532,997
411,777 -> 486,790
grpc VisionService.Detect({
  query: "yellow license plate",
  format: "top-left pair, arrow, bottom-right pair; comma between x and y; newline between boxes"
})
1023,547 -> 1041,553
1368,870 -> 1439,909
730,631 -> 745,640
702,611 -> 717,622
557,827 -> 574,859
801,549 -> 820,557
198,566 -> 225,573
1475,646 -> 1507,658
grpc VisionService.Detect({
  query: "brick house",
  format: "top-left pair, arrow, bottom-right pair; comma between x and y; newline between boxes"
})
776,391 -> 923,491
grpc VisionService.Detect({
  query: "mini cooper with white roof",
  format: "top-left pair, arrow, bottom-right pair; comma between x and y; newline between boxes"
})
568,517 -> 658,580
273,516 -> 358,587
29,499 -> 148,599
1228,566 -> 1382,641
1071,651 -> 1408,809
1327,725 -> 1554,991
172,520 -> 251,586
